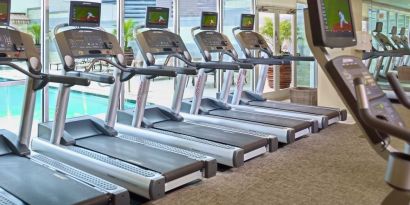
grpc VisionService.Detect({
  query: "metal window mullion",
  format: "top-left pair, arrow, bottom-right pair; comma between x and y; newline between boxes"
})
117,0 -> 125,110
41,0 -> 50,123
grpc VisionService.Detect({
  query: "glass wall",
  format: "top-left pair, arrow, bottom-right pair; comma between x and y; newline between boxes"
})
47,0 -> 118,120
0,0 -> 41,132
124,0 -> 176,107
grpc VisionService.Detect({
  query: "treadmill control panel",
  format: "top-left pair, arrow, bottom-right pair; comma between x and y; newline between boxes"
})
326,56 -> 405,129
194,31 -> 235,54
0,28 -> 34,61
135,29 -> 190,65
136,30 -> 188,55
235,31 -> 273,58
55,29 -> 123,61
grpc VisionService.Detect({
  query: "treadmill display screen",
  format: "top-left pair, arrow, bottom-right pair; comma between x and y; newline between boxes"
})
69,1 -> 101,27
240,14 -> 255,31
201,12 -> 218,30
0,0 -> 10,26
321,0 -> 353,36
146,7 -> 169,28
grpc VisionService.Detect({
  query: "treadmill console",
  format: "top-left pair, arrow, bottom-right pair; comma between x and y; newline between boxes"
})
55,29 -> 123,69
307,0 -> 405,145
0,28 -> 38,62
373,23 -> 397,50
136,30 -> 188,57
235,31 -> 272,57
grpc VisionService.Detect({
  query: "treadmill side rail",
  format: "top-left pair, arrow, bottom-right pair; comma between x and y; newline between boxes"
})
32,139 -> 166,200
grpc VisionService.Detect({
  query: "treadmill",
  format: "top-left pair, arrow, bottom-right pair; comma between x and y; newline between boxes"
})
116,7 -> 275,168
305,1 -> 410,203
226,14 -> 347,129
34,1 -> 215,200
0,4 -> 128,204
370,22 -> 410,100
180,12 -> 315,144
390,26 -> 410,66
399,27 -> 410,65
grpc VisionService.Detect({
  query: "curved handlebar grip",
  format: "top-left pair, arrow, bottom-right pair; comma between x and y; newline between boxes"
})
353,77 -> 410,143
157,66 -> 197,75
47,74 -> 91,86
195,62 -> 240,70
387,72 -> 410,109
66,71 -> 115,84
239,58 -> 285,65
135,67 -> 177,77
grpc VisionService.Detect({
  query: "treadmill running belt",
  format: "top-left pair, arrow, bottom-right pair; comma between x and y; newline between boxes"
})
153,121 -> 267,153
75,136 -> 203,181
0,155 -> 108,205
248,101 -> 340,119
209,110 -> 311,131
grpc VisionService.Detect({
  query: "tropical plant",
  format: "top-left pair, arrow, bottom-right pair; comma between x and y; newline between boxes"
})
112,19 -> 137,51
28,23 -> 41,45
260,18 -> 293,52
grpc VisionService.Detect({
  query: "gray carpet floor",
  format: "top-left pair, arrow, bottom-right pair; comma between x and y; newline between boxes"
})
145,105 -> 410,205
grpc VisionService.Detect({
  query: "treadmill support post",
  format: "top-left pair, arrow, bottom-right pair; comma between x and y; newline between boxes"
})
219,70 -> 234,103
231,69 -> 247,105
132,77 -> 150,128
190,69 -> 207,114
19,78 -> 37,147
171,74 -> 188,114
255,64 -> 269,94
50,82 -> 71,145
106,69 -> 122,128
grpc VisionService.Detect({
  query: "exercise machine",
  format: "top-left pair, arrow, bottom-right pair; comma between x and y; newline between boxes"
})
0,1 -> 128,203
180,12 -> 315,144
229,13 -> 347,129
117,7 -> 276,168
306,0 -> 410,203
34,1 -> 216,200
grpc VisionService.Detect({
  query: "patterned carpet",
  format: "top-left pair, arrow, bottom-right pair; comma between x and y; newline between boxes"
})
144,105 -> 410,205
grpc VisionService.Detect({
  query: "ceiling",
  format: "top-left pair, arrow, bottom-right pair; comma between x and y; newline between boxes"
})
369,0 -> 410,11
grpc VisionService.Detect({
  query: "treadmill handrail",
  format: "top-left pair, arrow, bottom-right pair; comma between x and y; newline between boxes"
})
354,78 -> 410,143
0,62 -> 91,87
387,72 -> 410,109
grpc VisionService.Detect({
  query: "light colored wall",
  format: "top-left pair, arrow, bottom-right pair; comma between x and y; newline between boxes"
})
317,0 -> 363,112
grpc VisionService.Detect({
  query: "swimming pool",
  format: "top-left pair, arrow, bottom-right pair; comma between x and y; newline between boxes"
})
0,81 -> 136,120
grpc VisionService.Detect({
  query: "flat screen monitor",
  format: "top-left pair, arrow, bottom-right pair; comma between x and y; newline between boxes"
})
240,14 -> 255,31
374,22 -> 383,33
307,0 -> 356,48
69,1 -> 101,27
0,0 -> 10,26
146,7 -> 169,29
201,12 -> 218,30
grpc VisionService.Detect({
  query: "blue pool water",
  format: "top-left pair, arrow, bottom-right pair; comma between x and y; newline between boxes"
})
0,81 -> 136,120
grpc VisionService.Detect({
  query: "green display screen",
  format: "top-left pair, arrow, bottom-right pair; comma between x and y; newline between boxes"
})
322,0 -> 353,33
201,14 -> 217,29
71,5 -> 100,24
241,15 -> 254,30
147,11 -> 169,27
0,0 -> 9,24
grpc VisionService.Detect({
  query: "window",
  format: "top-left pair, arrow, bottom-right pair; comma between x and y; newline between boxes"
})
377,10 -> 388,33
0,0 -> 41,131
387,11 -> 397,33
124,0 -> 176,108
223,0 -> 253,92
179,0 -> 217,99
47,0 -> 118,120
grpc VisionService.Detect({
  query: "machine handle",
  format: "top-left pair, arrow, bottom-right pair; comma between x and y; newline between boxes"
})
47,74 -> 91,86
133,66 -> 178,77
194,62 -> 240,70
387,72 -> 410,109
238,58 -> 285,65
354,78 -> 410,143
154,65 -> 197,75
235,62 -> 254,70
67,71 -> 115,84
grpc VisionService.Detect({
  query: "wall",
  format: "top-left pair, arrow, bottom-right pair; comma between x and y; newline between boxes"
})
316,0 -> 363,115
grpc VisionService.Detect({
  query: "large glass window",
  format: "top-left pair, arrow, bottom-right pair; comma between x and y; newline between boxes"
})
124,0 -> 175,108
388,11 -> 397,33
223,0 -> 253,93
0,0 -> 41,132
47,0 -> 118,120
179,0 -> 217,99
377,10 -> 388,33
